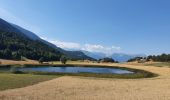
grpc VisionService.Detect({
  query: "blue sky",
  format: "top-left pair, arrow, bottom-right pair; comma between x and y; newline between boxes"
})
0,0 -> 170,55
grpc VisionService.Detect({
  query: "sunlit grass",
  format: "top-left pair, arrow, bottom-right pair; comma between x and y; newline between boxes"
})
49,60 -> 100,65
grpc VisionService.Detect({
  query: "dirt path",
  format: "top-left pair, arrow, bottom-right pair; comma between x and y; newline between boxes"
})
1,63 -> 170,100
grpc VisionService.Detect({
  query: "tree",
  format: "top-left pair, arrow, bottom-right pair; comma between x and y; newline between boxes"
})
146,54 -> 170,62
0,31 -> 62,61
12,52 -> 20,60
3,49 -> 12,59
60,56 -> 67,64
127,57 -> 143,62
39,57 -> 44,64
99,57 -> 115,63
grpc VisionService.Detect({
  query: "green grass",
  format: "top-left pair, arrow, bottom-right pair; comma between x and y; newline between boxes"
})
144,62 -> 170,67
0,73 -> 60,91
29,69 -> 157,79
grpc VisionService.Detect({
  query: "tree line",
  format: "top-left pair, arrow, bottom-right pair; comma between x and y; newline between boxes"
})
0,31 -> 62,61
147,54 -> 170,62
98,57 -> 118,63
127,54 -> 170,62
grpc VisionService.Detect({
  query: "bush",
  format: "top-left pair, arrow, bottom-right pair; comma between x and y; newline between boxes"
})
99,57 -> 115,63
10,67 -> 23,74
39,57 -> 44,64
60,56 -> 67,64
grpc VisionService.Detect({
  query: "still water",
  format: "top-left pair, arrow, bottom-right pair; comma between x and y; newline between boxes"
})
14,66 -> 134,74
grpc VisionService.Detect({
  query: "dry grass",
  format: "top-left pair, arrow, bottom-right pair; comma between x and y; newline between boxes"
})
0,59 -> 39,65
0,62 -> 170,100
128,61 -> 170,67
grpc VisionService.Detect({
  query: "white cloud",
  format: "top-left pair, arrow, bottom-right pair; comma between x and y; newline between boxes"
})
43,37 -> 122,56
112,46 -> 121,50
50,40 -> 81,50
82,44 -> 121,56
0,7 -> 41,34
0,7 -> 122,55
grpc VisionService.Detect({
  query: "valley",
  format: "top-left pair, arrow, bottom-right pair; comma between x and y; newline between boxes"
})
0,1 -> 170,99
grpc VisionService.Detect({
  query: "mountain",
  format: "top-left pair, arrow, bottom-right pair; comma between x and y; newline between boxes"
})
11,24 -> 40,40
0,18 -> 94,61
0,18 -> 62,61
110,53 -> 146,62
82,50 -> 145,62
0,18 -> 21,33
62,50 -> 95,60
10,22 -> 94,60
82,51 -> 106,60
11,23 -> 59,49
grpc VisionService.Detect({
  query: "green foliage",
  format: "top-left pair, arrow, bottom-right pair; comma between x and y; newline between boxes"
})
21,56 -> 27,61
9,65 -> 23,74
39,57 -> 44,64
128,54 -> 170,62
147,54 -> 170,62
99,57 -> 115,63
60,56 -> 67,64
62,51 -> 96,61
0,30 -> 62,61
127,57 -> 143,62
0,73 -> 59,90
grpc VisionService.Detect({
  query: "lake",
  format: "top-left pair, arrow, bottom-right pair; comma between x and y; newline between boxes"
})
5,66 -> 134,74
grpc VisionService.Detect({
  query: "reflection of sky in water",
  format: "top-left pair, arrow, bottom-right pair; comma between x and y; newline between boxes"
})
17,66 -> 133,74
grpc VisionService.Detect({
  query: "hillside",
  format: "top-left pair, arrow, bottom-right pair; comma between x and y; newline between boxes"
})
10,20 -> 94,61
62,50 -> 95,60
0,18 -> 94,61
0,30 -> 62,61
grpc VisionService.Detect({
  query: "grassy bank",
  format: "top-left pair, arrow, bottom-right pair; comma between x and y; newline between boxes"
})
29,71 -> 157,79
0,73 -> 60,91
0,64 -> 158,91
2,64 -> 158,79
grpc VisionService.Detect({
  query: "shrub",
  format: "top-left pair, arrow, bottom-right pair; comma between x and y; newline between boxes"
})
39,57 -> 44,64
60,56 -> 67,64
10,67 -> 23,74
99,57 -> 115,63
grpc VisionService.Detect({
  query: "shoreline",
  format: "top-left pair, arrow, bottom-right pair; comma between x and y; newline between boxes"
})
0,63 -> 170,100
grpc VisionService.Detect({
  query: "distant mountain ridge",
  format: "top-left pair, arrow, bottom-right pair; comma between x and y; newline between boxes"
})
110,53 -> 146,62
83,51 -> 146,62
0,18 -> 144,62
11,23 -> 95,60
82,51 -> 106,60
11,23 -> 59,49
11,24 -> 40,40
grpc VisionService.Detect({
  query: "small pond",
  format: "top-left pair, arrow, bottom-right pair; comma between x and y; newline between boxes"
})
0,66 -> 133,74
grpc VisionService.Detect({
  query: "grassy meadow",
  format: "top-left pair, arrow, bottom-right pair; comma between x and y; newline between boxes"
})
0,73 -> 60,91
0,59 -> 161,91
